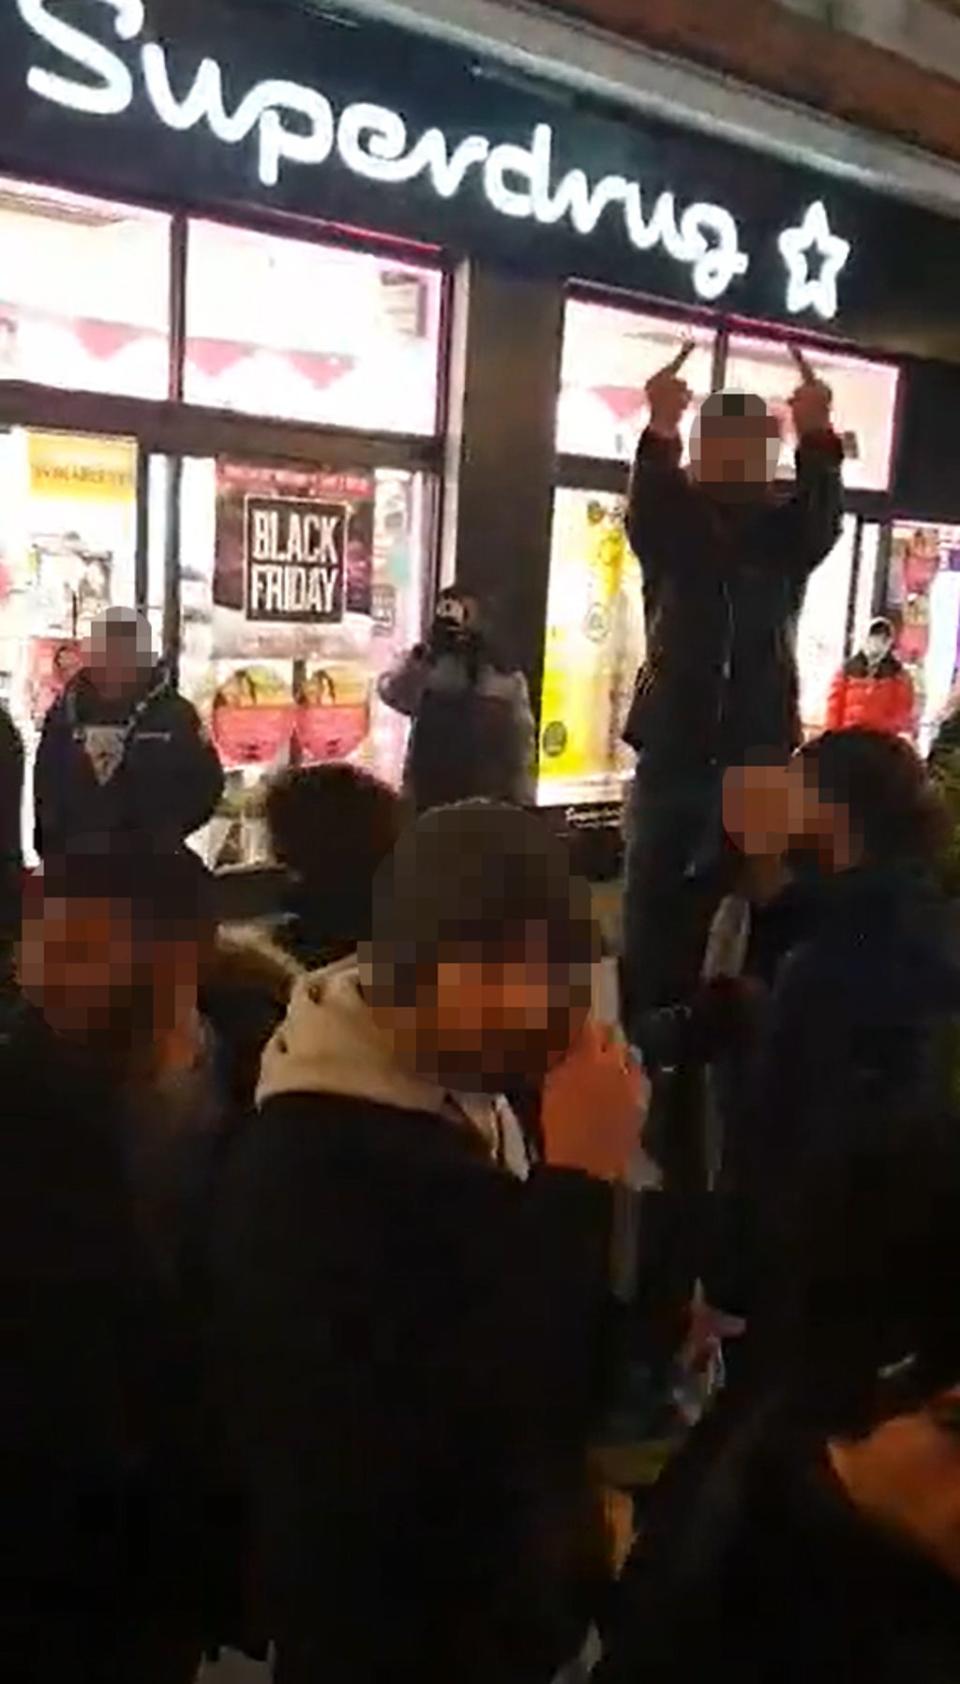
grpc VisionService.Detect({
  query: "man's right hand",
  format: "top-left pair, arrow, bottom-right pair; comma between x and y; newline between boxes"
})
646,342 -> 694,438
541,1020 -> 648,1183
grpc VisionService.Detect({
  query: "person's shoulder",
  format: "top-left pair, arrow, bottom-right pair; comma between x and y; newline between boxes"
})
215,1093 -> 499,1280
39,684 -> 73,729
235,1090 -> 484,1178
146,679 -> 199,724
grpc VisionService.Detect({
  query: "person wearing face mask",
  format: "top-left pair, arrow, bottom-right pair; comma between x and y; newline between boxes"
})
620,345 -> 843,1051
825,617 -> 914,737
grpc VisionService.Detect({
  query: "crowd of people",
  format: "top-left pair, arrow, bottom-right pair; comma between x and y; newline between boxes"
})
5,346 -> 960,1684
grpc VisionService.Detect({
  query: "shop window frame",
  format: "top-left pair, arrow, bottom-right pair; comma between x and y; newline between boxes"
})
549,286 -> 901,815
0,185 -> 450,877
177,210 -> 448,442
0,376 -> 443,662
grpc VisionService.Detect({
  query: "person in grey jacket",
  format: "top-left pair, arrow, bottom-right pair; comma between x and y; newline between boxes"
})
378,588 -> 536,812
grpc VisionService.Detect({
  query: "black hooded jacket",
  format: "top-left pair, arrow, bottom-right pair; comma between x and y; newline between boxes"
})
623,428 -> 844,771
207,964 -> 618,1684
34,665 -> 224,856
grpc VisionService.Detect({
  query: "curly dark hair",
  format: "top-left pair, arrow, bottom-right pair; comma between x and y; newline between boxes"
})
799,728 -> 949,868
266,762 -> 404,890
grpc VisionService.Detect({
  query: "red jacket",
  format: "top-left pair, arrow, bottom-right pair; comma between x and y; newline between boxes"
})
825,651 -> 914,736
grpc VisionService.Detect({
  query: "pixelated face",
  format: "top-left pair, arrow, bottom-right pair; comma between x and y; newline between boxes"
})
691,416 -> 780,489
789,756 -> 863,863
88,620 -> 151,698
831,1386 -> 960,1583
722,761 -> 805,860
20,891 -> 142,1047
392,920 -> 591,1091
690,391 -> 780,492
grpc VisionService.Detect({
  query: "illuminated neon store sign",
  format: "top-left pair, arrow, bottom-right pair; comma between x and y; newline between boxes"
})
16,0 -> 851,318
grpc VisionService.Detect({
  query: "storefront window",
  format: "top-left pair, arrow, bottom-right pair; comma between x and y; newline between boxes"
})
887,521 -> 960,750
0,427 -> 139,858
852,522 -> 882,652
538,487 -> 645,807
538,492 -> 870,792
796,514 -> 858,735
0,178 -> 169,399
184,222 -> 443,436
171,454 -> 432,868
724,334 -> 900,492
557,299 -> 715,463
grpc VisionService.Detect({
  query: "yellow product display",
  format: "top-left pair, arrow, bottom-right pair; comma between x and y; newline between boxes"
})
28,432 -> 136,503
539,494 -> 636,798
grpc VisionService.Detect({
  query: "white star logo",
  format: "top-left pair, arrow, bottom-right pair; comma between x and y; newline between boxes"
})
778,200 -> 850,321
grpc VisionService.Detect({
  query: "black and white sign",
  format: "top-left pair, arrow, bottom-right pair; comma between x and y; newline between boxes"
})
5,0 -> 960,348
245,496 -> 346,625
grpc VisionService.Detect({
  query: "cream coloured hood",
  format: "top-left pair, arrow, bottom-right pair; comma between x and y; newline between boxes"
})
256,957 -> 450,1117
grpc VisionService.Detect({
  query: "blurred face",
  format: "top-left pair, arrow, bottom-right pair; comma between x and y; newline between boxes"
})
692,416 -> 780,491
384,922 -> 591,1091
20,890 -> 142,1048
723,755 -> 857,872
831,1386 -> 960,1582
88,622 -> 150,699
722,761 -> 803,861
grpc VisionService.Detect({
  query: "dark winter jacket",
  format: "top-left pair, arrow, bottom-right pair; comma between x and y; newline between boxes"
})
207,963 -> 617,1684
623,428 -> 843,771
709,863 -> 960,1314
0,996 -> 216,1681
597,1397 -> 960,1684
34,665 -> 224,857
826,649 -> 914,735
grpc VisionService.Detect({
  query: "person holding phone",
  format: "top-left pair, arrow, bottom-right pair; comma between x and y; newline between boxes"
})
621,342 -> 844,1050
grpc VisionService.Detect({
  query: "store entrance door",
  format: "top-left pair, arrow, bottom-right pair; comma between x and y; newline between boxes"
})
0,427 -> 142,859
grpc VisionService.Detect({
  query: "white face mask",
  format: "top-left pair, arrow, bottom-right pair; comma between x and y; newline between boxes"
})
866,635 -> 892,664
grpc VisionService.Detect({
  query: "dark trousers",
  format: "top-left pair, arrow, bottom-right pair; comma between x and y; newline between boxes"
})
621,761 -> 726,1042
620,762 -> 727,1335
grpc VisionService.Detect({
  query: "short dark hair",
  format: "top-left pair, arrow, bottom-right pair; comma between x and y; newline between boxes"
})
366,800 -> 597,1003
700,390 -> 769,423
37,847 -> 214,941
266,763 -> 404,888
799,728 -> 948,866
